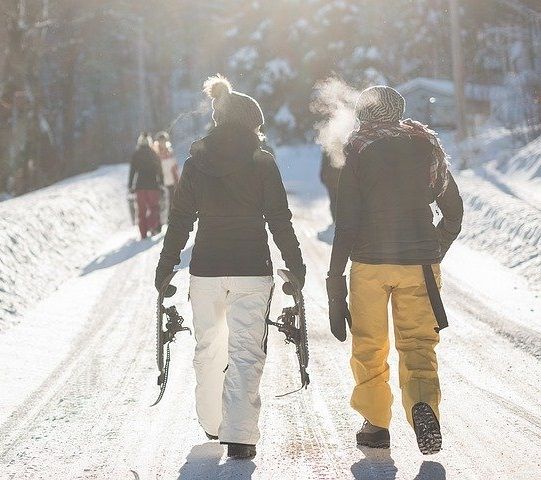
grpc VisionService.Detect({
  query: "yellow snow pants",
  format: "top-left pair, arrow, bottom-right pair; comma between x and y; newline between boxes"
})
349,262 -> 441,429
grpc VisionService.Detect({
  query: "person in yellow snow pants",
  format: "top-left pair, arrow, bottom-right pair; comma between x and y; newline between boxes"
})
349,263 -> 441,430
326,85 -> 463,455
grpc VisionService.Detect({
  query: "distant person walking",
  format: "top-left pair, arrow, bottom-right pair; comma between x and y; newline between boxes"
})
154,131 -> 180,216
327,86 -> 463,454
128,132 -> 164,240
320,151 -> 341,223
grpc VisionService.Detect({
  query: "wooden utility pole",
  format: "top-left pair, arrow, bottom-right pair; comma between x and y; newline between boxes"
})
449,0 -> 468,168
137,16 -> 146,131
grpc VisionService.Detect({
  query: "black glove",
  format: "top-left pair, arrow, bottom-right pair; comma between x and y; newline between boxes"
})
155,263 -> 177,298
283,264 -> 306,295
326,275 -> 352,342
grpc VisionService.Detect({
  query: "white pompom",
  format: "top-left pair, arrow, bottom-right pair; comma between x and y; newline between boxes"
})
203,74 -> 232,100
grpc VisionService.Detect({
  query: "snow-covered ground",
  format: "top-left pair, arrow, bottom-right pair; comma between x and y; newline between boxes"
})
0,166 -> 131,331
0,145 -> 540,479
440,130 -> 541,290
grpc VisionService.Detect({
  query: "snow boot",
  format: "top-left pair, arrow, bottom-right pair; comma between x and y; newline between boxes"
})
356,420 -> 390,448
226,443 -> 256,459
205,431 -> 218,441
412,402 -> 442,455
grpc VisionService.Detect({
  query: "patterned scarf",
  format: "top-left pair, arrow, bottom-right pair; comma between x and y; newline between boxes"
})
346,118 -> 450,197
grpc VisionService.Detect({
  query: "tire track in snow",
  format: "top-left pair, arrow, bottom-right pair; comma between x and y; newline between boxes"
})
0,248 -> 148,478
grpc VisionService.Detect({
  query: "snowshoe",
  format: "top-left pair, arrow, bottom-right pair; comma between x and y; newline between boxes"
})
150,271 -> 191,406
266,269 -> 310,396
412,402 -> 442,455
356,420 -> 390,449
226,443 -> 256,459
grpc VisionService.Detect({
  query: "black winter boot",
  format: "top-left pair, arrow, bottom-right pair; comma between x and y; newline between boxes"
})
356,420 -> 390,448
412,402 -> 442,455
226,443 -> 256,459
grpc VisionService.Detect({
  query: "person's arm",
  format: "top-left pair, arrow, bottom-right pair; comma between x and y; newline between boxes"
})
259,151 -> 305,285
435,172 -> 463,258
155,159 -> 197,286
328,152 -> 362,277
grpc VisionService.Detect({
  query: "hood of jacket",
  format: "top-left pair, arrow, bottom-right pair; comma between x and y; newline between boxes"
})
189,123 -> 261,177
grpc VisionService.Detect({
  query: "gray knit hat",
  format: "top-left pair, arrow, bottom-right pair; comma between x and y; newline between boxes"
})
203,74 -> 264,130
356,85 -> 405,124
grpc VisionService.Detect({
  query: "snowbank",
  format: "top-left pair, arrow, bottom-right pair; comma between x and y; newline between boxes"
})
505,135 -> 541,180
0,165 -> 131,331
456,126 -> 541,205
456,171 -> 541,290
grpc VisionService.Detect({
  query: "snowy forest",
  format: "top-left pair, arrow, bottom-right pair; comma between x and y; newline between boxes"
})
1,0 -> 541,196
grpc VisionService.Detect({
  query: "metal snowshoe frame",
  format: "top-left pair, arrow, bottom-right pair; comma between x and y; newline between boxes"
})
267,269 -> 310,396
151,271 -> 191,406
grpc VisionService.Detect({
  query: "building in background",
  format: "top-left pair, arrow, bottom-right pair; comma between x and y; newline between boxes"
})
396,77 -> 502,129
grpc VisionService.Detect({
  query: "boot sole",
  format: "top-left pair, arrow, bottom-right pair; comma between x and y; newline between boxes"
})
356,430 -> 390,449
357,439 -> 390,449
412,402 -> 442,455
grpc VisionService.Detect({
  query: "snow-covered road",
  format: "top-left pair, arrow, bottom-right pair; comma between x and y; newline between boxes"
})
1,151 -> 540,479
1,196 -> 540,479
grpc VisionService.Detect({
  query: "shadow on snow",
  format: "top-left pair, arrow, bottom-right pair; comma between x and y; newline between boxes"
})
81,236 -> 192,275
317,223 -> 335,246
351,447 -> 445,480
177,442 -> 256,480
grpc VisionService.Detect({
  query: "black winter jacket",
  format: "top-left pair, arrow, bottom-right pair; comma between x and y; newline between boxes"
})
158,124 -> 304,278
329,136 -> 463,276
128,145 -> 163,190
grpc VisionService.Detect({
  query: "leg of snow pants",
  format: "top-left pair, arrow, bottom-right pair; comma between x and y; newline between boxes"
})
391,265 -> 441,427
349,263 -> 441,429
349,263 -> 393,428
189,276 -> 229,437
219,276 -> 273,445
146,190 -> 160,233
135,190 -> 149,238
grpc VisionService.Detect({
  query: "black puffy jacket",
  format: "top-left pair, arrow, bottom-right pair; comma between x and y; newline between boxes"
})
128,145 -> 163,190
329,136 -> 463,276
158,123 -> 304,278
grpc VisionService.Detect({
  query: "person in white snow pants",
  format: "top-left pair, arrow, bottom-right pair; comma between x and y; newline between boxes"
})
190,275 -> 273,445
155,74 -> 305,459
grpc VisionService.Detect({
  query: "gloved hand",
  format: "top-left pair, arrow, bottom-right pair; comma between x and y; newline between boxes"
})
283,264 -> 306,295
326,275 -> 352,342
155,263 -> 177,298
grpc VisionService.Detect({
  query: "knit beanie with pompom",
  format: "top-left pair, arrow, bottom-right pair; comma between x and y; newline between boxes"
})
356,85 -> 406,124
203,74 -> 264,131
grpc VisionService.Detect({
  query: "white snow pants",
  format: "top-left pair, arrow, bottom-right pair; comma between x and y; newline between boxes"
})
189,275 -> 273,445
